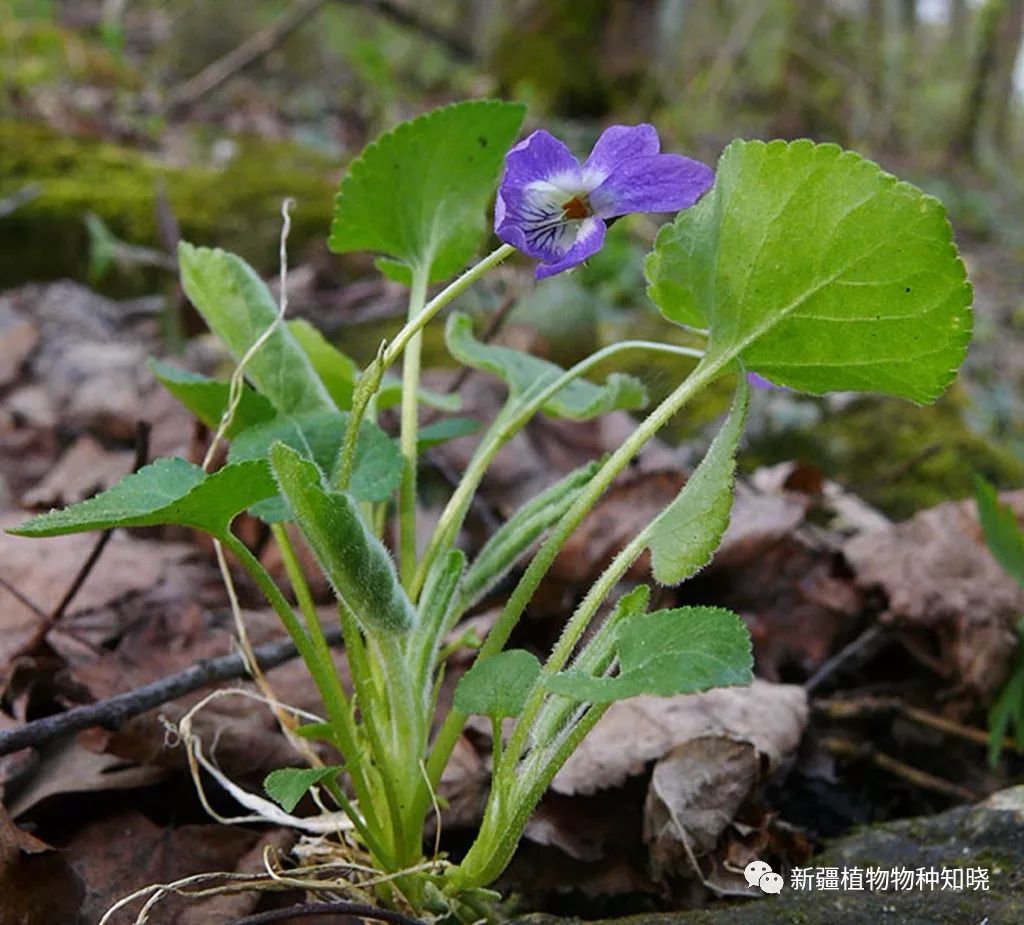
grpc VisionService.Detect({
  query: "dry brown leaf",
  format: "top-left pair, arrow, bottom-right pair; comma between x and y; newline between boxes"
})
176,828 -> 297,925
6,737 -> 166,818
0,804 -> 83,925
844,492 -> 1024,695
553,680 -> 808,797
0,317 -> 40,390
550,470 -> 685,583
0,518 -> 194,670
21,435 -> 134,508
62,808 -> 259,925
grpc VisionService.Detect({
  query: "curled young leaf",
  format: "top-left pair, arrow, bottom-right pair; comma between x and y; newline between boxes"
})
228,410 -> 403,522
269,442 -> 415,634
460,460 -> 601,612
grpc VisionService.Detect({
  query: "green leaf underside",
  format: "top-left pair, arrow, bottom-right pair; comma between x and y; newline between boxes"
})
417,416 -> 481,449
228,410 -> 403,522
149,359 -> 276,437
264,766 -> 344,813
178,243 -> 334,415
329,100 -> 526,283
269,443 -> 414,634
647,140 -> 972,402
288,319 -> 358,411
446,313 -> 647,419
545,606 -> 752,704
460,460 -> 601,611
10,458 -> 276,539
454,649 -> 542,718
648,379 -> 748,585
975,476 -> 1024,589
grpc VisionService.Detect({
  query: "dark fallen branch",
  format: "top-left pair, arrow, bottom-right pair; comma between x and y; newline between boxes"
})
166,0 -> 473,115
165,0 -> 328,115
344,0 -> 475,62
0,626 -> 342,757
228,901 -> 424,925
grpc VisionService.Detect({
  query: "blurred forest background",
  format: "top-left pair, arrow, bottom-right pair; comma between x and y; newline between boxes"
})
3,0 -> 1024,513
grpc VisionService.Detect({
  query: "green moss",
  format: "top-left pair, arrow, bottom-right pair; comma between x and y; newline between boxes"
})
745,387 -> 1024,519
0,121 -> 338,292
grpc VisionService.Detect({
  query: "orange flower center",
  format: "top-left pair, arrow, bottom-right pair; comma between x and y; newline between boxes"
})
562,194 -> 591,220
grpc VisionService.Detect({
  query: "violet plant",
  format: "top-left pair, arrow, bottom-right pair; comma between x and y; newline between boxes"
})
11,100 -> 972,917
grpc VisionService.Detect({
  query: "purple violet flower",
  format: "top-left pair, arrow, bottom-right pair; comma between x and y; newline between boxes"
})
495,124 -> 714,279
747,372 -> 779,390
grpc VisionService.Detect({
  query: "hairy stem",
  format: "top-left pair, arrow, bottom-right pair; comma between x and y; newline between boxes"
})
220,533 -> 388,859
399,267 -> 430,588
424,354 -> 722,791
413,340 -> 706,599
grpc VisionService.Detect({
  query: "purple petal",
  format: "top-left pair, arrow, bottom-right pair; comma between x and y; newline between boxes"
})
589,154 -> 714,219
495,130 -> 581,233
584,124 -> 660,177
535,217 -> 606,279
745,370 -> 774,389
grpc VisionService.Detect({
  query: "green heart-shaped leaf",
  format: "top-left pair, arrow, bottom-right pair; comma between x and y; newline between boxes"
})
329,100 -> 526,283
647,140 -> 972,402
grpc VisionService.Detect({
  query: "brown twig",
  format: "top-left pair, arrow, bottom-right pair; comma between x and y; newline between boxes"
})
227,901 -> 425,925
9,423 -> 152,663
815,694 -> 1022,754
0,625 -> 343,757
0,574 -> 48,621
165,0 -> 473,115
340,0 -> 474,62
820,735 -> 978,802
804,623 -> 887,693
165,0 -> 328,115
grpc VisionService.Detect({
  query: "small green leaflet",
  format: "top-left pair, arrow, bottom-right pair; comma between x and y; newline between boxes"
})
178,243 -> 334,415
647,378 -> 748,585
446,313 -> 647,419
647,140 -> 972,403
545,607 -> 752,704
454,649 -> 542,719
269,443 -> 415,634
264,766 -> 344,813
9,458 -> 277,540
329,100 -> 526,283
417,416 -> 480,449
975,476 -> 1024,590
149,359 -> 276,437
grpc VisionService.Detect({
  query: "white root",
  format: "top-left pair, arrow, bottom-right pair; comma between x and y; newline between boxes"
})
172,687 -> 355,834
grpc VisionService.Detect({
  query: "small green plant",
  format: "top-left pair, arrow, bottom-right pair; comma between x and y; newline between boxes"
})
12,101 -> 972,917
974,476 -> 1024,767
